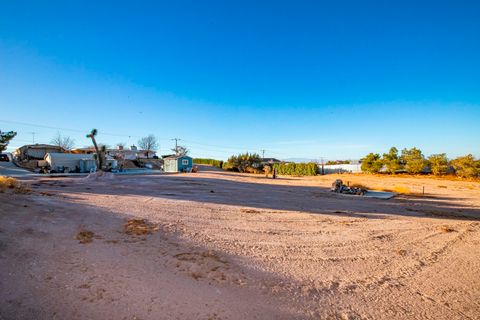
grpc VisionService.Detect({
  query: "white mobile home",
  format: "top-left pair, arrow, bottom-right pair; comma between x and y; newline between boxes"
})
45,153 -> 95,173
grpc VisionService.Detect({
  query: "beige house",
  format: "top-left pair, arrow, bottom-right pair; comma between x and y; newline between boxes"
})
14,144 -> 65,161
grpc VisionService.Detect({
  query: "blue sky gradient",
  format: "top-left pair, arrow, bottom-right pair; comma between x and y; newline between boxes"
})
1,1 -> 479,160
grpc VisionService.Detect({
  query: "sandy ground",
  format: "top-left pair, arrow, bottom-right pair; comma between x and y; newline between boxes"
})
1,167 -> 479,319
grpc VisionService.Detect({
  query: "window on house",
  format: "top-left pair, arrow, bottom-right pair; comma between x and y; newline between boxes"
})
182,159 -> 189,165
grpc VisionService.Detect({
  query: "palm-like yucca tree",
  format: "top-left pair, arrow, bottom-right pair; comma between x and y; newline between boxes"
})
86,129 -> 102,170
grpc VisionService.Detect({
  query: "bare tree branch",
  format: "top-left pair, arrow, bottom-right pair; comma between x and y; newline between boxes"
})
51,132 -> 75,150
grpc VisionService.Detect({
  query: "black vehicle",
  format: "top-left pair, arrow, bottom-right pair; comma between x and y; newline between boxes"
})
0,154 -> 10,162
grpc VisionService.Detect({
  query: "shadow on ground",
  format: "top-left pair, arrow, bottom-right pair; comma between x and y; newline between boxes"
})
29,171 -> 480,221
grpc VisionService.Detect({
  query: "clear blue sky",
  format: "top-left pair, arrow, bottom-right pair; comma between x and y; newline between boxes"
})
1,1 -> 479,160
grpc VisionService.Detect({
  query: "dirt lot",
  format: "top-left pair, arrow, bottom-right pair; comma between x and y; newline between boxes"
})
1,168 -> 479,319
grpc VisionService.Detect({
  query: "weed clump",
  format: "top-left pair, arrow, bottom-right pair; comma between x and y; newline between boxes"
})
438,226 -> 455,233
0,176 -> 31,194
75,230 -> 95,244
124,219 -> 157,235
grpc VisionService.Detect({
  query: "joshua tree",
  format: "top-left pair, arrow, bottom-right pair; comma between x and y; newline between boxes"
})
86,129 -> 103,170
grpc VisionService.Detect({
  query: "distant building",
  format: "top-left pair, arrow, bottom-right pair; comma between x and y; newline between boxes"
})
72,145 -> 156,160
163,155 -> 193,173
260,158 -> 282,165
322,163 -> 362,174
14,144 -> 65,161
71,147 -> 96,154
44,153 -> 117,173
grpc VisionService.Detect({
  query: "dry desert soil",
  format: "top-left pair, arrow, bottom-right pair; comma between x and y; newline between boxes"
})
1,167 -> 479,319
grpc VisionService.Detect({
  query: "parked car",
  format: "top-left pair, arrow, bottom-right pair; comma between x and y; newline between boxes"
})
0,153 -> 10,162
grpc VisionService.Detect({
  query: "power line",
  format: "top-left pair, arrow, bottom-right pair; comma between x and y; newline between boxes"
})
1,119 -> 294,158
0,119 -> 158,139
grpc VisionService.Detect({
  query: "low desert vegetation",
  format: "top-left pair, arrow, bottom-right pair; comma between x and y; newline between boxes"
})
349,181 -> 413,194
75,230 -> 95,244
0,176 -> 19,190
273,162 -> 318,176
326,160 -> 350,165
224,153 -> 319,176
0,176 -> 30,194
193,158 -> 224,168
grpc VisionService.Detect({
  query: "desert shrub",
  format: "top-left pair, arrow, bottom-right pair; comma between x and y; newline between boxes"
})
226,153 -> 261,173
0,176 -> 30,194
326,160 -> 350,165
244,167 -> 263,174
193,158 -> 223,168
273,162 -> 318,176
361,153 -> 383,173
451,154 -> 479,178
0,176 -> 19,190
401,147 -> 427,174
382,147 -> 402,174
428,153 -> 449,175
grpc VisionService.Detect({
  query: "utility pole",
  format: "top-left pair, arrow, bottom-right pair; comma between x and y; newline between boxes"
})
29,132 -> 36,144
261,149 -> 266,159
171,138 -> 181,154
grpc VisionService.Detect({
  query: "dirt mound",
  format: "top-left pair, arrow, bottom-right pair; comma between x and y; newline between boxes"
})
121,160 -> 140,169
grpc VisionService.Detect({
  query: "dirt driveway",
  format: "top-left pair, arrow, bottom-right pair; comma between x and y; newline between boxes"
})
1,170 -> 479,319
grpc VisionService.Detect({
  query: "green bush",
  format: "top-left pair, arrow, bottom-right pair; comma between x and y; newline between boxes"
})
193,158 -> 223,168
451,154 -> 479,178
361,153 -> 383,173
401,147 -> 427,174
382,147 -> 402,174
428,153 -> 449,175
273,162 -> 318,176
226,153 -> 261,173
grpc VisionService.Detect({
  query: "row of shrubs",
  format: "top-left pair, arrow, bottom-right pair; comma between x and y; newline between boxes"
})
192,158 -> 224,168
361,147 -> 480,178
272,162 -> 318,176
223,153 -> 319,176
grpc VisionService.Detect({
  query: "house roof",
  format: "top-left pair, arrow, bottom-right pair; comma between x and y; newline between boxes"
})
44,153 -> 115,161
261,158 -> 281,163
164,155 -> 192,160
45,153 -> 94,161
17,144 -> 64,150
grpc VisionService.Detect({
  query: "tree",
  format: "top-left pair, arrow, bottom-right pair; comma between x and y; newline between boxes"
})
401,147 -> 427,174
226,153 -> 261,173
172,145 -> 189,156
51,132 -> 75,150
0,130 -> 17,152
138,134 -> 158,158
428,153 -> 449,175
382,147 -> 402,174
451,154 -> 479,178
86,129 -> 103,170
360,153 -> 383,173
